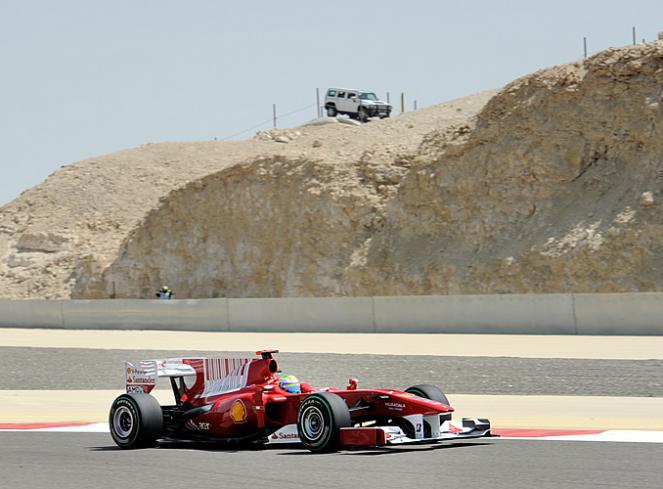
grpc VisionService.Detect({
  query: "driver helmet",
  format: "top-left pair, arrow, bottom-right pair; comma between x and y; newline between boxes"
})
279,374 -> 301,394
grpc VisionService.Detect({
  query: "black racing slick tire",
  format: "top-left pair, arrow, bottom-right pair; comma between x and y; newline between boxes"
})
405,384 -> 450,405
109,393 -> 163,449
297,392 -> 351,452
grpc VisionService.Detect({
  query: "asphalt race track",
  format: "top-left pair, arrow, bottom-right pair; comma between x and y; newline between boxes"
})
2,342 -> 663,488
3,347 -> 663,396
2,432 -> 663,489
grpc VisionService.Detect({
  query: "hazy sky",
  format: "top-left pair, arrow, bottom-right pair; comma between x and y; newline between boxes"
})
1,0 -> 662,205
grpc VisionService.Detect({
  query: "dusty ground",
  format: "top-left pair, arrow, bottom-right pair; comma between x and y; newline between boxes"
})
3,328 -> 663,359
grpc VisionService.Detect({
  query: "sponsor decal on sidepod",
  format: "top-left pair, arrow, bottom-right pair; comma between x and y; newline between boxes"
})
230,399 -> 247,424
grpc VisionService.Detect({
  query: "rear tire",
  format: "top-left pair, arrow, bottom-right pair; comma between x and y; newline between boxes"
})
405,384 -> 449,405
297,392 -> 351,452
326,106 -> 337,117
109,393 -> 163,449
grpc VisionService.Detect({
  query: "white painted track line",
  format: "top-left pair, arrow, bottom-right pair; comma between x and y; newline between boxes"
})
2,422 -> 662,443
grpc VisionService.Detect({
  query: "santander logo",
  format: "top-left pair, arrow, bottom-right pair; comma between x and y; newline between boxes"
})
271,432 -> 299,440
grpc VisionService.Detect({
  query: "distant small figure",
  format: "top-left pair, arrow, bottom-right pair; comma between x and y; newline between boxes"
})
156,285 -> 173,300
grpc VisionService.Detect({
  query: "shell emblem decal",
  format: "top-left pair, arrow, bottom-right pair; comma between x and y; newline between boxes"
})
230,399 -> 247,424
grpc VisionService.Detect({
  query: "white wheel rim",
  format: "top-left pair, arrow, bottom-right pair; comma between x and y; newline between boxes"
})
113,406 -> 134,438
301,405 -> 325,441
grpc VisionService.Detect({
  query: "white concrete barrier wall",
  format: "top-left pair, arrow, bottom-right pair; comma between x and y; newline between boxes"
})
574,292 -> 663,335
0,293 -> 663,334
0,300 -> 64,329
374,294 -> 576,334
0,298 -> 228,331
228,297 -> 374,332
62,299 -> 228,331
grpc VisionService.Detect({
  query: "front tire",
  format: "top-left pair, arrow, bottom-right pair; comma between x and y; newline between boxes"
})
109,393 -> 163,449
297,392 -> 351,452
405,384 -> 449,405
357,107 -> 368,122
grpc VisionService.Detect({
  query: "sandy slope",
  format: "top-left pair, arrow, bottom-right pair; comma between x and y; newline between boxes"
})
0,92 -> 493,298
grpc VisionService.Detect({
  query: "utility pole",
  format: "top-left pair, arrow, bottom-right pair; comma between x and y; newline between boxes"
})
632,26 -> 636,45
413,100 -> 418,111
583,37 -> 587,59
386,92 -> 390,104
400,92 -> 405,114
316,88 -> 321,118
273,104 -> 277,128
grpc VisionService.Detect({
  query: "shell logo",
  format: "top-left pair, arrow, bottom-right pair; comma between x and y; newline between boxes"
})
230,399 -> 247,424
127,367 -> 133,375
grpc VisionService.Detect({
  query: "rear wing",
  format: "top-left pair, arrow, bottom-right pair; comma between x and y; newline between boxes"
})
125,358 -> 200,394
124,354 -> 273,401
124,350 -> 279,403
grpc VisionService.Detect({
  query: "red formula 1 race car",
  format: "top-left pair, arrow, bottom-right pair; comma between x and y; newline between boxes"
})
109,350 -> 491,452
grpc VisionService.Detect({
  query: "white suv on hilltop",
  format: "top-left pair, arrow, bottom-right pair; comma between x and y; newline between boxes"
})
324,88 -> 392,122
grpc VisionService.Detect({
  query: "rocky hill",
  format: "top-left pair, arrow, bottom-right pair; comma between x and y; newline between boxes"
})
2,41 -> 663,299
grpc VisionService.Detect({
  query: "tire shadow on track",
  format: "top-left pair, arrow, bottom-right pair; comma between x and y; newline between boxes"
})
88,440 -> 493,456
279,441 -> 493,456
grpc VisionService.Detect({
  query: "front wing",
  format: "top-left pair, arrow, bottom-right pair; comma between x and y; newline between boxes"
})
341,418 -> 492,447
266,417 -> 491,448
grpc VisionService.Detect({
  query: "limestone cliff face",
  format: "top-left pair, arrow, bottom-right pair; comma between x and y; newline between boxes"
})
355,44 -> 663,294
2,42 -> 663,299
0,141 -> 285,298
80,156 -> 383,298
